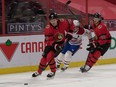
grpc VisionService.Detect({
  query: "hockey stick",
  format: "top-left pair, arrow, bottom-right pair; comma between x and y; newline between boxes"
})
43,39 -> 68,70
32,49 -> 61,77
43,48 -> 62,70
65,0 -> 79,20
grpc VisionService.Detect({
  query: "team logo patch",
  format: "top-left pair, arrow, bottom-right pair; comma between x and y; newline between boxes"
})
98,25 -> 102,29
54,33 -> 64,42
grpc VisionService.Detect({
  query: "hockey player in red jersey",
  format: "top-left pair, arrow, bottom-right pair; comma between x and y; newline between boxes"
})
80,13 -> 111,73
32,12 -> 74,78
56,20 -> 92,71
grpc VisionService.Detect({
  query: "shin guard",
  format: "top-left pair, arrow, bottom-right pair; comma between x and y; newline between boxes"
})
86,50 -> 101,67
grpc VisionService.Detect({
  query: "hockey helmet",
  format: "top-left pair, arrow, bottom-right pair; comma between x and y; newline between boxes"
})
93,13 -> 102,18
49,13 -> 58,20
73,20 -> 80,26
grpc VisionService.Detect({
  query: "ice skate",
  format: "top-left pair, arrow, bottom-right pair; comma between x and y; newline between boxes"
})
32,71 -> 41,77
47,72 -> 55,79
56,65 -> 60,70
61,66 -> 68,71
80,65 -> 90,73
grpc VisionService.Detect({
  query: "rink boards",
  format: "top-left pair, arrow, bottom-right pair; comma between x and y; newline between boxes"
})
0,31 -> 116,74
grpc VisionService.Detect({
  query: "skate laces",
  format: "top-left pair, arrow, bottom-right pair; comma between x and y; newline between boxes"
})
48,72 -> 55,75
35,72 -> 39,75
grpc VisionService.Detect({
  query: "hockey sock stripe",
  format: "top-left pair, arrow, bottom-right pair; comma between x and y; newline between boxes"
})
86,56 -> 95,67
64,61 -> 70,65
88,55 -> 97,63
64,63 -> 69,65
50,67 -> 56,70
49,62 -> 55,65
40,63 -> 46,67
57,59 -> 62,63
39,66 -> 45,71
57,62 -> 61,65
90,58 -> 97,63
38,63 -> 47,71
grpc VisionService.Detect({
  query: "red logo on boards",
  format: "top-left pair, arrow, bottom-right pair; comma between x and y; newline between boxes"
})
0,39 -> 19,62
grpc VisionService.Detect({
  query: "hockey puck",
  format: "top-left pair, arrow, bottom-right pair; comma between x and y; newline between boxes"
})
24,83 -> 28,85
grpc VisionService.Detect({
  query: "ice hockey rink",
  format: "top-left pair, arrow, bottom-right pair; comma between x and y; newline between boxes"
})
0,64 -> 116,87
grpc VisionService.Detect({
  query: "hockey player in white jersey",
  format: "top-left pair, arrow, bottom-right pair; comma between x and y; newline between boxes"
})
56,20 -> 92,71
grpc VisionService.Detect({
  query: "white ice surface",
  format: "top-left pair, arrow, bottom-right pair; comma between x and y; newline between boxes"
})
0,64 -> 116,87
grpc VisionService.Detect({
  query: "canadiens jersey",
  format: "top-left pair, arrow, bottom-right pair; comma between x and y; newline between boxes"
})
69,32 -> 82,45
69,27 -> 92,45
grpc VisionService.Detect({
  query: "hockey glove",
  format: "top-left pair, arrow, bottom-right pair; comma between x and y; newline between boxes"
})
84,25 -> 92,30
87,42 -> 103,53
42,46 -> 52,58
66,33 -> 72,41
86,42 -> 96,53
52,42 -> 62,52
95,43 -> 103,51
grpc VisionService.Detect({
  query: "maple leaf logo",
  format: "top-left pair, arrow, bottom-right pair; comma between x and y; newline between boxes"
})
0,39 -> 19,62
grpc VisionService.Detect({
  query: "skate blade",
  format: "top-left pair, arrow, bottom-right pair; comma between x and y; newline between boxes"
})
79,69 -> 88,73
46,76 -> 54,80
60,70 -> 65,72
60,69 -> 67,72
79,69 -> 82,72
32,74 -> 40,77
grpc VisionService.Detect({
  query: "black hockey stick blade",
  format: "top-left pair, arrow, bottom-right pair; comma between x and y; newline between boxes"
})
65,0 -> 71,7
66,0 -> 71,5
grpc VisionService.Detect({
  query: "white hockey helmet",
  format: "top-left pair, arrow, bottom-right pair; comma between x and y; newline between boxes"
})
73,20 -> 80,26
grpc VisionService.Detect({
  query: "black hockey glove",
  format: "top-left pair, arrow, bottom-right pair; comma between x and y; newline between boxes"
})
52,42 -> 62,52
66,33 -> 72,41
42,46 -> 52,58
86,42 -> 96,53
95,43 -> 103,51
87,42 -> 103,53
84,25 -> 92,30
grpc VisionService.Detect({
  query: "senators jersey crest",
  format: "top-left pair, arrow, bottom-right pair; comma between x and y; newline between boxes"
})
54,32 -> 64,42
98,25 -> 102,29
